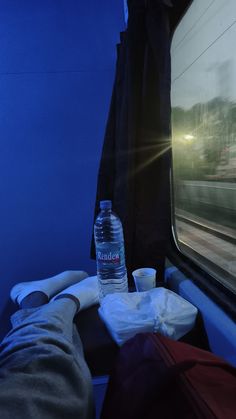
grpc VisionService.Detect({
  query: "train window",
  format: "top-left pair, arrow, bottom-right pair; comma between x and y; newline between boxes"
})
171,0 -> 236,294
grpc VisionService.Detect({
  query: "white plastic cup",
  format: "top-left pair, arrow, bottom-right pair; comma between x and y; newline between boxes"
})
132,268 -> 156,292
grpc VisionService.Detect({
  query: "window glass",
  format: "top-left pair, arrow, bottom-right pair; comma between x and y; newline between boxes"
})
171,0 -> 236,293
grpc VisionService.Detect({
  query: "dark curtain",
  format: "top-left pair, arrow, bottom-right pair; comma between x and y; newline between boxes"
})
91,0 -> 192,283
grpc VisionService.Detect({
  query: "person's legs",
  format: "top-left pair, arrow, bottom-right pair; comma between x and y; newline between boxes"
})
0,273 -> 99,419
10,270 -> 89,305
20,291 -> 49,308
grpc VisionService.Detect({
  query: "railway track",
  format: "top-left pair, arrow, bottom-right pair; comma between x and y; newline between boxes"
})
175,210 -> 236,246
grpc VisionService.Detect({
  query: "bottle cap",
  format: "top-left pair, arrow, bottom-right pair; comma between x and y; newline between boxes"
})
100,200 -> 112,210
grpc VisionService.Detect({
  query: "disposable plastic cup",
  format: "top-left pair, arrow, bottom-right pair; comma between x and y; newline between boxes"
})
132,268 -> 156,292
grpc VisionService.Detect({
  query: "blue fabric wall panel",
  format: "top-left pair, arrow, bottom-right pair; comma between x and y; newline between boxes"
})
0,0 -> 124,338
0,72 -> 113,152
0,71 -> 114,287
0,0 -> 122,73
165,267 -> 236,367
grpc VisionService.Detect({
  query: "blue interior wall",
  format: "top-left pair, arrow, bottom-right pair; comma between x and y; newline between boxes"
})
165,267 -> 236,367
0,0 -> 124,338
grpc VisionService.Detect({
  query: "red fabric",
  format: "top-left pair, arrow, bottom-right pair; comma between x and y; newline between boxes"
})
101,333 -> 236,419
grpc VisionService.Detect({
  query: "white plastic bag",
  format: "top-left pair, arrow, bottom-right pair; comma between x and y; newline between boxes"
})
98,287 -> 198,346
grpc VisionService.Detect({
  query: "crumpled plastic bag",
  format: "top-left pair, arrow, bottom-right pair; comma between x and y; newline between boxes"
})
98,287 -> 198,346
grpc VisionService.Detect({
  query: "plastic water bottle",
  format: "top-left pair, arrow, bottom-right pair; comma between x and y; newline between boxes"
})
94,200 -> 128,299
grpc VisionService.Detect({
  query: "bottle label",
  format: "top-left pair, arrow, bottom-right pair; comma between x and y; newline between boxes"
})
96,243 -> 124,268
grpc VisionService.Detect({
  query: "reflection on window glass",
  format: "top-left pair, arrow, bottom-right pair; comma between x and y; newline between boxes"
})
171,0 -> 236,293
